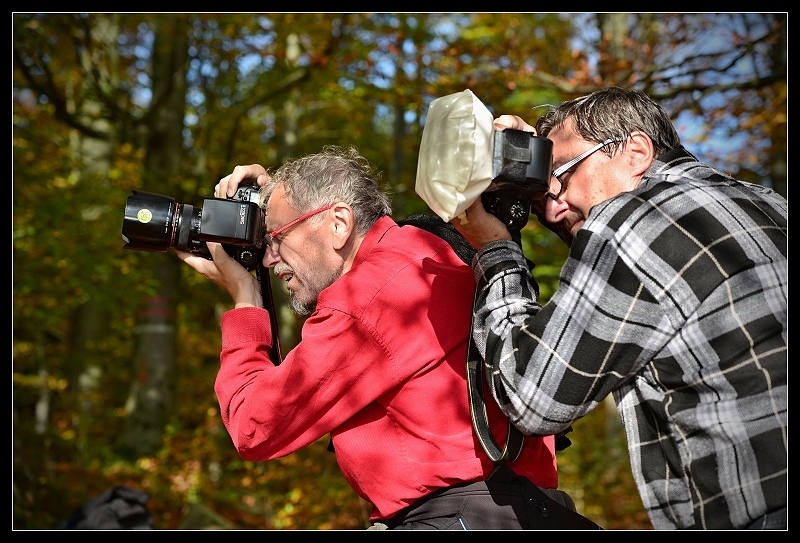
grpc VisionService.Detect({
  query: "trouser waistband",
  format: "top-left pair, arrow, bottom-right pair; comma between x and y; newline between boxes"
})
386,478 -> 496,528
386,465 -> 600,530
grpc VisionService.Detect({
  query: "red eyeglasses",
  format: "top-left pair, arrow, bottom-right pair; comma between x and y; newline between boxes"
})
268,204 -> 334,244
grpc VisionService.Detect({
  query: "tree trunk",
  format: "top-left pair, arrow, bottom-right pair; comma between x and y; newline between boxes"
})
68,14 -> 118,451
118,15 -> 188,458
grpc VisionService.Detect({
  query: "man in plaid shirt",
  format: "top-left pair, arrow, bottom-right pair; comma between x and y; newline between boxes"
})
453,87 -> 787,530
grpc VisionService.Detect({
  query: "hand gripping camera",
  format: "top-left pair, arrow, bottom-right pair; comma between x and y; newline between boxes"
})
121,182 -> 266,271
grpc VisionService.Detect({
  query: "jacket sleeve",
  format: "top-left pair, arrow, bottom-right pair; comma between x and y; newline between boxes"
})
214,306 -> 398,460
471,238 -> 654,436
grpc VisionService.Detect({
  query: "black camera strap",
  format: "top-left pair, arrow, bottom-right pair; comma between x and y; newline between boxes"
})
255,260 -> 282,366
466,289 -> 525,463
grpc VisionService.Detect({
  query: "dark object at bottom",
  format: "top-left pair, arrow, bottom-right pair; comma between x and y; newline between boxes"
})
57,485 -> 155,530
387,465 -> 601,530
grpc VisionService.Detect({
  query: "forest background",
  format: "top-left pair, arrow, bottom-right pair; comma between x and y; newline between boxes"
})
13,13 -> 786,531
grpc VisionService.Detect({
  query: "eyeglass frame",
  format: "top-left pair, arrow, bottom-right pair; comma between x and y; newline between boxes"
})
546,138 -> 620,201
267,203 -> 334,246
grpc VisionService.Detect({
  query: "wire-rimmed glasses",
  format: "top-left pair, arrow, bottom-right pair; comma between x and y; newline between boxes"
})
546,138 -> 619,201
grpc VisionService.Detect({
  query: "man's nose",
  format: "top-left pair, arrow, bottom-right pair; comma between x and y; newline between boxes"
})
544,196 -> 565,224
262,241 -> 280,268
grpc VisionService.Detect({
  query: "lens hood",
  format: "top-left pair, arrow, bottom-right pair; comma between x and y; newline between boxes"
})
121,190 -> 178,252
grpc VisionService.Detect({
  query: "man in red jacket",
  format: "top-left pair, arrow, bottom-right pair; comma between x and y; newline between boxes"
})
177,145 -> 580,529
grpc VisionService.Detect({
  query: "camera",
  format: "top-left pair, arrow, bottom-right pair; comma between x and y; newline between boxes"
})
481,128 -> 553,234
121,182 -> 266,271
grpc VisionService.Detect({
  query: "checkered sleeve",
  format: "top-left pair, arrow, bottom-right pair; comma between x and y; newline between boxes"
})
473,225 -> 665,436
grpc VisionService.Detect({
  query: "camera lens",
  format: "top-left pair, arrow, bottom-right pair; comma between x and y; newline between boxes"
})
122,188 -> 264,270
122,190 -> 178,252
122,190 -> 202,254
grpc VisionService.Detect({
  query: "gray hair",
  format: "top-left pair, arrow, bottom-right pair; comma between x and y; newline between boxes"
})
261,145 -> 392,235
535,87 -> 681,157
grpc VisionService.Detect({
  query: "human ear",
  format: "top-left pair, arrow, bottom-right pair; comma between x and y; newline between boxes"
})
330,203 -> 354,250
625,131 -> 655,176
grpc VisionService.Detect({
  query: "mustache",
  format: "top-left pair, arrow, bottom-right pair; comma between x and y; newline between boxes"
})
273,262 -> 294,277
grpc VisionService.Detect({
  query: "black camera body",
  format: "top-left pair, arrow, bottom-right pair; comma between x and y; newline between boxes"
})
481,128 -> 553,234
121,183 -> 265,270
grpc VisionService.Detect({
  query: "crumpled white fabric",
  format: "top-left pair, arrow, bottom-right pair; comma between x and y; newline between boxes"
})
415,89 -> 494,222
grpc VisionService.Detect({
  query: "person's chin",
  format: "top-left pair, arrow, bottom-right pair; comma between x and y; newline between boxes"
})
569,221 -> 584,237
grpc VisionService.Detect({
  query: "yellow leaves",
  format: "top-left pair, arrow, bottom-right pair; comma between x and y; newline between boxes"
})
12,371 -> 69,391
52,172 -> 81,188
136,457 -> 158,472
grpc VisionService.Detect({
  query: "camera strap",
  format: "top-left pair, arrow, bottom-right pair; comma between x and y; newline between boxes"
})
465,251 -> 573,459
466,289 -> 525,463
395,215 -> 569,461
255,261 -> 282,366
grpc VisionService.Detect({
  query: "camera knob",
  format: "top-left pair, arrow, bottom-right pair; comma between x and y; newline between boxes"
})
238,250 -> 255,267
507,202 -> 528,223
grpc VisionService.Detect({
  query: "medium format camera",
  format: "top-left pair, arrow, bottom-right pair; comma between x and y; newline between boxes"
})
481,128 -> 553,234
121,182 -> 266,270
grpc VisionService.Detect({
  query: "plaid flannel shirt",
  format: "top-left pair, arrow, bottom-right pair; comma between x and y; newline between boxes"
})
471,150 -> 787,529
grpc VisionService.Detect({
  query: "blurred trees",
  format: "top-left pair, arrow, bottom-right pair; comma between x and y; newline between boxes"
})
13,13 -> 785,530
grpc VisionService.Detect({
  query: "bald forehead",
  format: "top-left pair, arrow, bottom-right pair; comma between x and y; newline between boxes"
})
265,183 -> 291,230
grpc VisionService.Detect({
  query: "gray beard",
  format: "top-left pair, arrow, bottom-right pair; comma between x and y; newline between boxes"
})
287,262 -> 343,316
288,291 -> 314,316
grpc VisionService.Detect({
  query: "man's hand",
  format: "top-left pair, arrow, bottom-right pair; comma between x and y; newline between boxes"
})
175,242 -> 263,309
177,163 -> 272,308
493,114 -> 535,133
216,164 -> 270,199
451,199 -> 513,250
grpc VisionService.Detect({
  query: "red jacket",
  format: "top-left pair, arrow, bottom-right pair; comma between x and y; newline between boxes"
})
215,216 -> 558,521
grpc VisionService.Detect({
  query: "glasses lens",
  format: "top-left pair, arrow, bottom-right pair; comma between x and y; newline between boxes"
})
547,176 -> 562,199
